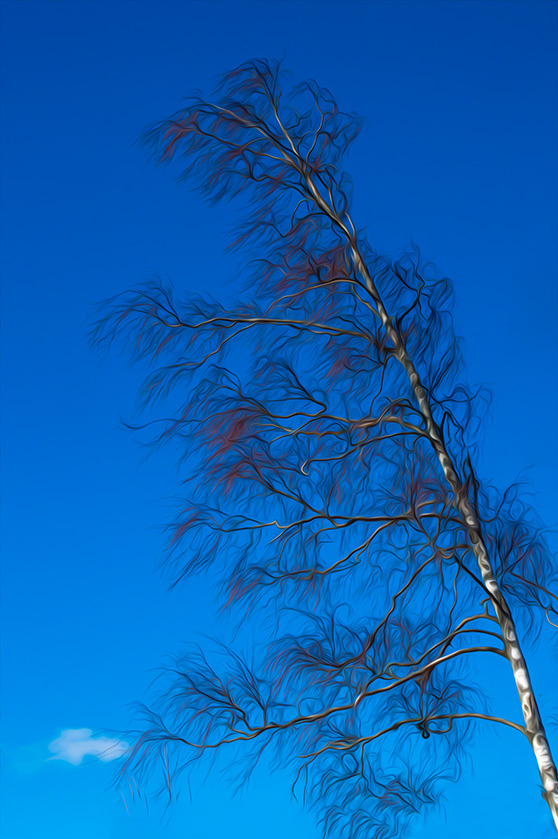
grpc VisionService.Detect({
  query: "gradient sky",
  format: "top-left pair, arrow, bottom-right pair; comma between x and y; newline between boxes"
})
2,2 -> 557,838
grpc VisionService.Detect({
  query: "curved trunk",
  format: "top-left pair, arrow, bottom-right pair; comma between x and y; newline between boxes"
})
353,247 -> 558,830
301,162 -> 558,826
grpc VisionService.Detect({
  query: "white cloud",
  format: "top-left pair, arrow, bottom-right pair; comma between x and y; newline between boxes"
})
48,728 -> 129,765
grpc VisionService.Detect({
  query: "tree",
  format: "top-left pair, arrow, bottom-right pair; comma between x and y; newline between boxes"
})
92,59 -> 558,837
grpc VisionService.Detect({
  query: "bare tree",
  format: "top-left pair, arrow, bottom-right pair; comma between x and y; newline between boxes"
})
92,60 -> 558,837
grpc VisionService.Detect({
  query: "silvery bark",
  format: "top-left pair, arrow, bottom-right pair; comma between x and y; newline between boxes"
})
305,163 -> 558,825
347,232 -> 558,830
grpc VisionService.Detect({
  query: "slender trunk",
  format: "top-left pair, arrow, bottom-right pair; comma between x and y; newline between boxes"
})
353,247 -> 558,830
300,165 -> 558,825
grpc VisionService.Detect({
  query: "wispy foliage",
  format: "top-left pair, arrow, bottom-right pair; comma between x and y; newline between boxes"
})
92,59 -> 557,837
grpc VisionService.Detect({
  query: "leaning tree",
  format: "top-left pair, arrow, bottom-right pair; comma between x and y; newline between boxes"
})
93,60 -> 558,837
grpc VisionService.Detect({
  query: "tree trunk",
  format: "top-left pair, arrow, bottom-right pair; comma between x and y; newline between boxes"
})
301,161 -> 558,827
353,246 -> 558,831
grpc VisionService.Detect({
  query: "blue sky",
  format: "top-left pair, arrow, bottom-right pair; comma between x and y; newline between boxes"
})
2,2 -> 557,838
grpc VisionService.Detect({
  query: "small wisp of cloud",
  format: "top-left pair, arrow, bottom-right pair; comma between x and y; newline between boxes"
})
48,728 -> 129,765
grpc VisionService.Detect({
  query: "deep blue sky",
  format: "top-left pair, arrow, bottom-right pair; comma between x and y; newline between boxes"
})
2,2 -> 557,838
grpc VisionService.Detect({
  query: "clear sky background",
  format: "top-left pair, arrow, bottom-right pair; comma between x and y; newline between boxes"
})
2,2 -> 557,838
